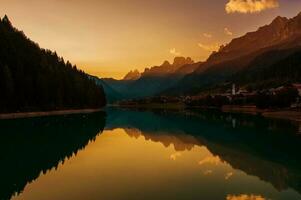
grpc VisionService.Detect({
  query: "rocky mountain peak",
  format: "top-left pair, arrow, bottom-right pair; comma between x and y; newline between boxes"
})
173,57 -> 194,68
272,16 -> 288,24
1,15 -> 13,27
161,60 -> 171,67
206,12 -> 301,65
140,57 -> 195,77
123,69 -> 141,80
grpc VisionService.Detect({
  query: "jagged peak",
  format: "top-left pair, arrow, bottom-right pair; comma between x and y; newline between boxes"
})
1,15 -> 13,27
161,60 -> 171,67
123,69 -> 141,80
272,16 -> 288,24
292,11 -> 301,21
185,57 -> 194,64
173,56 -> 186,63
207,13 -> 295,64
2,15 -> 10,22
140,56 -> 195,77
172,56 -> 194,66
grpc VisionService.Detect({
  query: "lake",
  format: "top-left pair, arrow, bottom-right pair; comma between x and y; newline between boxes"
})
1,108 -> 301,200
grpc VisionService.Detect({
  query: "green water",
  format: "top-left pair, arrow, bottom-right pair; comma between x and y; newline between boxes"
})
1,108 -> 301,200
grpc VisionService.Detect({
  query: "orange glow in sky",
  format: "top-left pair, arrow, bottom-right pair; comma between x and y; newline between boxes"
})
1,0 -> 301,79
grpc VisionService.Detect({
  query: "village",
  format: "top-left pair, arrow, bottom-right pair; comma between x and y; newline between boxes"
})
119,83 -> 301,111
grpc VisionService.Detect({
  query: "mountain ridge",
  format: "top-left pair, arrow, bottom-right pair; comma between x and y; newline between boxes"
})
102,11 -> 301,101
204,12 -> 301,67
165,11 -> 301,95
101,56 -> 198,102
141,57 -> 195,77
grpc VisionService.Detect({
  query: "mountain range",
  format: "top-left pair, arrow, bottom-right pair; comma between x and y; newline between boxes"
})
100,11 -> 301,102
100,57 -> 200,102
167,12 -> 301,94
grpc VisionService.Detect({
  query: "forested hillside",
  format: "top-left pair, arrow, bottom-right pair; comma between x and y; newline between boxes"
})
0,15 -> 106,113
233,48 -> 301,89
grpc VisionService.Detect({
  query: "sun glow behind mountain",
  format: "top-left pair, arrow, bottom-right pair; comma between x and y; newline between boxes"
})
1,0 -> 301,79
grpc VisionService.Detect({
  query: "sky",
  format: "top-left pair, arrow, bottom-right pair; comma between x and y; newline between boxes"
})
1,0 -> 301,79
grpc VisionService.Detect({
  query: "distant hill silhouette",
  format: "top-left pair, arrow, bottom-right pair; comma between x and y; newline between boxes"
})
100,57 -> 200,102
90,76 -> 124,103
0,15 -> 106,113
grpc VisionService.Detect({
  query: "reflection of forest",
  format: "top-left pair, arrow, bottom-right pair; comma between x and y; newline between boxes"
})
106,108 -> 301,195
0,112 -> 105,200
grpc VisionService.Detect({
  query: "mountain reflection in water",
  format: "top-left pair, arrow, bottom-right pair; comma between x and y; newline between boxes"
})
1,108 -> 301,200
106,108 -> 301,199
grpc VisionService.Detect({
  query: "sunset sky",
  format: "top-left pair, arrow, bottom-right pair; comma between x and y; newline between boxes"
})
1,0 -> 301,79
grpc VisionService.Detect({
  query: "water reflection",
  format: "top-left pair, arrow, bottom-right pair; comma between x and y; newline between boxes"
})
106,108 -> 301,198
1,108 -> 301,200
0,112 -> 105,200
226,194 -> 266,200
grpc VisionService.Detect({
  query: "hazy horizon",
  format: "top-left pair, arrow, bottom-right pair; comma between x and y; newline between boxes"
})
2,0 -> 301,79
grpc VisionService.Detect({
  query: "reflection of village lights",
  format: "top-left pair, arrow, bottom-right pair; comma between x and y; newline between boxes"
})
232,118 -> 236,128
225,172 -> 233,180
226,194 -> 266,200
199,156 -> 221,166
203,170 -> 213,175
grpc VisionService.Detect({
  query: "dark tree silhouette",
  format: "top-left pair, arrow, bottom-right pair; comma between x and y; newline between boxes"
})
0,15 -> 106,113
0,112 -> 106,200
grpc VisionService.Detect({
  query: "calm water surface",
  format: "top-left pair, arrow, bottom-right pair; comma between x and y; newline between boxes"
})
1,108 -> 301,200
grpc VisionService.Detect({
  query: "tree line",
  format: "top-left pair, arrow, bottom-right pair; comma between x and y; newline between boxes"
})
0,15 -> 106,113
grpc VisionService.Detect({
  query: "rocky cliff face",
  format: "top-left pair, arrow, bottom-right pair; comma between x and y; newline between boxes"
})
165,12 -> 301,95
123,69 -> 141,80
142,57 -> 195,77
206,12 -> 301,66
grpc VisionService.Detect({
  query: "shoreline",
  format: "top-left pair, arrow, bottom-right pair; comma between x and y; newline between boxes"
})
3,104 -> 301,122
117,103 -> 301,122
0,108 -> 104,120
262,111 -> 301,122
220,105 -> 301,122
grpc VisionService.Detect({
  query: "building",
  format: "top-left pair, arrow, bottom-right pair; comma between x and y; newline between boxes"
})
232,84 -> 236,96
293,83 -> 301,96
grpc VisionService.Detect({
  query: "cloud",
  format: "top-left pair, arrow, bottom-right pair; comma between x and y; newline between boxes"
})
226,0 -> 279,14
224,27 -> 233,36
198,43 -> 220,52
203,33 -> 212,38
169,48 -> 181,56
